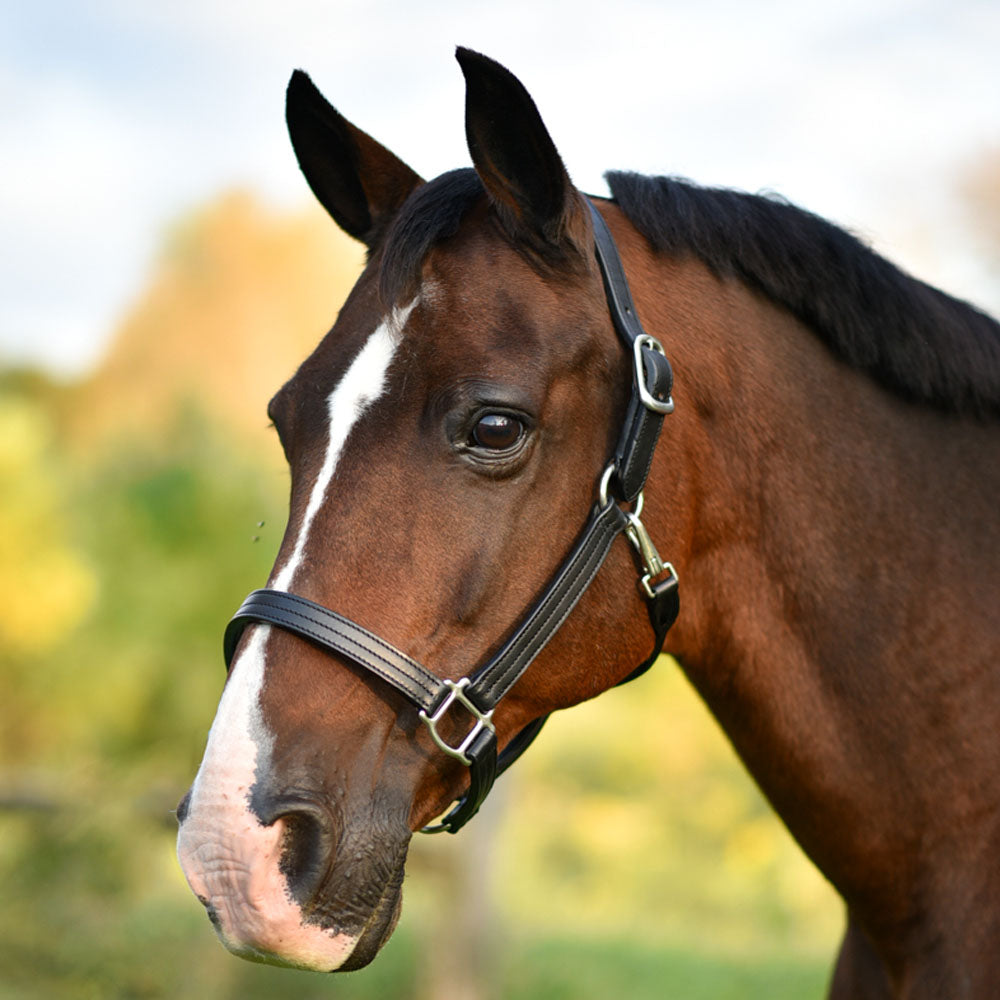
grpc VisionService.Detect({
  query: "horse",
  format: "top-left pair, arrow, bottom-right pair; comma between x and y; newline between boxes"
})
176,48 -> 1000,997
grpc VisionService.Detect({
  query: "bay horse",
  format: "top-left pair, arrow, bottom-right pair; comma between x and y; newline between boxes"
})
176,48 -> 1000,997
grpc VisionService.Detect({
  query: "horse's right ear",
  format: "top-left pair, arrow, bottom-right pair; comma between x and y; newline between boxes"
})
457,48 -> 587,257
286,70 -> 424,249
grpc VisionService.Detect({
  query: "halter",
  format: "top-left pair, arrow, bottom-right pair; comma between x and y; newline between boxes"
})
222,201 -> 679,834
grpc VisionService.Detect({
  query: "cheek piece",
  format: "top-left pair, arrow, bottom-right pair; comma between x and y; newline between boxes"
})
222,202 -> 680,834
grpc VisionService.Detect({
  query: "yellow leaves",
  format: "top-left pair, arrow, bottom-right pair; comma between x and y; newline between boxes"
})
723,816 -> 779,876
0,397 -> 96,654
70,193 -> 366,449
0,547 -> 96,653
571,797 -> 660,859
0,394 -> 47,472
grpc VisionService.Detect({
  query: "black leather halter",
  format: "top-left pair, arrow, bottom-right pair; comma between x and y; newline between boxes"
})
223,201 -> 680,833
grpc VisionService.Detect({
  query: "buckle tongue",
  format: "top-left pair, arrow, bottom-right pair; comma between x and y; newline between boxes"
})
419,678 -> 495,766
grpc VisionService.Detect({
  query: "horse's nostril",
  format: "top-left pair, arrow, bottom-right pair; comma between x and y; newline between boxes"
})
260,798 -> 338,904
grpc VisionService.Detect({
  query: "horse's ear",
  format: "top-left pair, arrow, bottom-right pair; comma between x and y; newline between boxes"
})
286,70 -> 424,249
456,48 -> 587,254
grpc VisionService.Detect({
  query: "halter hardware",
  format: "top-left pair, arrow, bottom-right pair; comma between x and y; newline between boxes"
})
222,200 -> 680,834
634,334 -> 675,414
599,463 -> 677,605
625,509 -> 678,601
419,678 -> 496,765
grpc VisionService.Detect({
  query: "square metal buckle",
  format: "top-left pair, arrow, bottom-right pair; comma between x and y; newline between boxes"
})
419,678 -> 495,766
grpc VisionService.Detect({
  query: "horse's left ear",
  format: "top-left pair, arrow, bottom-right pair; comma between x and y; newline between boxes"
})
286,70 -> 424,249
456,48 -> 588,254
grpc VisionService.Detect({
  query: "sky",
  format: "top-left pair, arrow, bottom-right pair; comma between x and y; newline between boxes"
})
2,0 -> 999,375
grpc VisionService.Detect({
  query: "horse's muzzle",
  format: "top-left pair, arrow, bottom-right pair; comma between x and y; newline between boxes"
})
177,778 -> 410,972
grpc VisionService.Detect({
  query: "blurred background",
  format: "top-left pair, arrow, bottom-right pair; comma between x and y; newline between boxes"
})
2,1 -> 999,997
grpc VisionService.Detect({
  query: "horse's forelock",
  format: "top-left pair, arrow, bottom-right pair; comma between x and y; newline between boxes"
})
378,169 -> 484,307
376,167 -> 589,309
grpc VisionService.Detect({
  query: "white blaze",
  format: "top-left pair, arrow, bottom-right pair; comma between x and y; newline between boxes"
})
177,300 -> 415,971
272,298 -> 416,591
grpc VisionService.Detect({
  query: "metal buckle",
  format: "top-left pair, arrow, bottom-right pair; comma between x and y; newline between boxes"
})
634,334 -> 675,414
624,508 -> 677,600
419,678 -> 495,766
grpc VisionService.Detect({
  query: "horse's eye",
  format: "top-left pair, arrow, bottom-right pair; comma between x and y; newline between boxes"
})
471,413 -> 524,451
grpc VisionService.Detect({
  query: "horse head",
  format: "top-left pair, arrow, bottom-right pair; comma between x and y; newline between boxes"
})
176,49 -> 670,971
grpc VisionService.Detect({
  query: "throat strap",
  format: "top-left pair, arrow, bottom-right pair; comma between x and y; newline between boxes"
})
589,202 -> 674,501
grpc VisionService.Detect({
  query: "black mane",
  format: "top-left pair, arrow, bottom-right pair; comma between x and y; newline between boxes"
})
380,166 -> 1000,418
608,171 -> 1000,419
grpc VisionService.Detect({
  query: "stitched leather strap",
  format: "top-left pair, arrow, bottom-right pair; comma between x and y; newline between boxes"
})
467,499 -> 630,709
589,202 -> 674,502
224,590 -> 446,713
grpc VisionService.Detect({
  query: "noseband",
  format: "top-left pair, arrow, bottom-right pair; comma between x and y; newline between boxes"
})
222,201 -> 679,833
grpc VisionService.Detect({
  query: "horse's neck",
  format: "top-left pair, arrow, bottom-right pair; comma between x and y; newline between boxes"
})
645,255 -> 1000,980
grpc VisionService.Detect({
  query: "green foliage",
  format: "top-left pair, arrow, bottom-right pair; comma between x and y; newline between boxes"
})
2,394 -> 284,780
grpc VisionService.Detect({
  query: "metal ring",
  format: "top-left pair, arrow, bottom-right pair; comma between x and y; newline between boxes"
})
598,463 -> 615,508
597,463 -> 643,518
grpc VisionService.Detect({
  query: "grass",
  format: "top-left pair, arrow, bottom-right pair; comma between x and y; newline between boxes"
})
503,934 -> 831,1000
0,911 -> 833,1000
